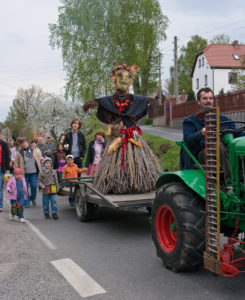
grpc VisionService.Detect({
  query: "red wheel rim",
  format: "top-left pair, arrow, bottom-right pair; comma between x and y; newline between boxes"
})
156,205 -> 177,253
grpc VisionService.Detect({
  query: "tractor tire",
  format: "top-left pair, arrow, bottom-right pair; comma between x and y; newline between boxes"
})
75,186 -> 94,222
151,181 -> 205,272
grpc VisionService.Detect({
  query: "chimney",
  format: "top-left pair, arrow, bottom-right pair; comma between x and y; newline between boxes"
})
233,40 -> 239,48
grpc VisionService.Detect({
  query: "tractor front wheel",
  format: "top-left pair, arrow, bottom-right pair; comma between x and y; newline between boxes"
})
152,182 -> 205,272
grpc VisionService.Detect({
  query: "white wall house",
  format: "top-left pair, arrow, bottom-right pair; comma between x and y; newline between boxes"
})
191,41 -> 245,96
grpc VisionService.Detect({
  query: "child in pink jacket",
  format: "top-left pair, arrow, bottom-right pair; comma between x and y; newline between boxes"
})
6,168 -> 28,223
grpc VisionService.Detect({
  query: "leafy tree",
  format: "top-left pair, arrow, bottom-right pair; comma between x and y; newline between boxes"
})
210,33 -> 230,44
5,86 -> 46,139
219,88 -> 225,95
187,89 -> 196,101
5,85 -> 90,141
49,0 -> 168,100
168,35 -> 208,95
33,96 -> 88,140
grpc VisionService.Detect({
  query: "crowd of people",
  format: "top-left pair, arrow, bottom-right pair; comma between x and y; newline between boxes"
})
2,87 -> 243,224
0,118 -> 106,224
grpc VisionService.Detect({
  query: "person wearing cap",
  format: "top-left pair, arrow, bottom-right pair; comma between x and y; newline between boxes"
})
63,154 -> 87,206
38,157 -> 59,219
63,119 -> 86,170
6,168 -> 28,223
15,137 -> 41,207
0,129 -> 10,212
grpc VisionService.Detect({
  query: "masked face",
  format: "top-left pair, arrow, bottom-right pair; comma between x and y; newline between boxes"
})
114,69 -> 133,92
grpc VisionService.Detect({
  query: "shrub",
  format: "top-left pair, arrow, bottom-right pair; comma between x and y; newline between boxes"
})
144,118 -> 153,125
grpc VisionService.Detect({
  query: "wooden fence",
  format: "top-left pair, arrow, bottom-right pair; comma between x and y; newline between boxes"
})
172,89 -> 245,119
216,90 -> 245,113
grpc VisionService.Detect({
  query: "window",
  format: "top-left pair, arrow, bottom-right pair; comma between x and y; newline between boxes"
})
198,59 -> 201,68
233,54 -> 240,60
196,78 -> 199,89
204,75 -> 208,86
202,57 -> 204,66
228,72 -> 237,84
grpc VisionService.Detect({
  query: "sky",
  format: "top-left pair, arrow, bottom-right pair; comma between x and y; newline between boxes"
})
0,0 -> 245,122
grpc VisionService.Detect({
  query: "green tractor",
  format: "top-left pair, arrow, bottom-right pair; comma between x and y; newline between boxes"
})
151,108 -> 245,277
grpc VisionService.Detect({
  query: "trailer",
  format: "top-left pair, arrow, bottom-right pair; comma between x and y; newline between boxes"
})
58,177 -> 155,221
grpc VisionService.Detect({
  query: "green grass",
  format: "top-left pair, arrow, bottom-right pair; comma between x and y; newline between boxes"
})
142,132 -> 180,171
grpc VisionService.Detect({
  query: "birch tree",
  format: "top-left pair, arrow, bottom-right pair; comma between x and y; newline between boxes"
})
49,0 -> 168,100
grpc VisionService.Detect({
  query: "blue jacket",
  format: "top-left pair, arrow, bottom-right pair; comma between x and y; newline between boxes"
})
181,113 -> 243,170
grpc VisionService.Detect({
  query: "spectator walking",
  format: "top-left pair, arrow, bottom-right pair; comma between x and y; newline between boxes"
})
38,157 -> 59,219
63,119 -> 86,169
15,137 -> 22,153
15,137 -> 41,207
53,143 -> 66,183
45,136 -> 55,162
46,136 -> 55,152
37,136 -> 48,157
0,129 -> 10,212
63,154 -> 86,206
31,139 -> 42,159
6,168 -> 28,223
85,130 -> 106,177
8,138 -> 16,174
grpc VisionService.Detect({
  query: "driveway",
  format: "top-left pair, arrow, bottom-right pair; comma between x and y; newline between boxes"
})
141,125 -> 183,141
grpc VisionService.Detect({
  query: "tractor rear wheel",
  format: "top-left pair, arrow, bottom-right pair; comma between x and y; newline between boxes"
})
152,182 -> 205,272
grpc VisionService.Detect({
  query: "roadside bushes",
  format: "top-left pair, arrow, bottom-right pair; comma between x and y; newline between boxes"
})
144,118 -> 153,125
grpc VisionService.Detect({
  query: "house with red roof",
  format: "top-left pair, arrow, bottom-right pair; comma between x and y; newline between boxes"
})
191,41 -> 245,95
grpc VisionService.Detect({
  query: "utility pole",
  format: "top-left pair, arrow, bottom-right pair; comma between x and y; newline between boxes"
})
174,36 -> 178,100
159,52 -> 162,104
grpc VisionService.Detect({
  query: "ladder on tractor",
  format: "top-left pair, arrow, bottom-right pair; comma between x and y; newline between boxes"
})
203,106 -> 222,274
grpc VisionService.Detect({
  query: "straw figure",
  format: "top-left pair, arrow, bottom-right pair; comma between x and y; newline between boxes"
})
83,63 -> 161,194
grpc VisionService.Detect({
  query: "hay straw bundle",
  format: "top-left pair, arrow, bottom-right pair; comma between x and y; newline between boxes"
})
94,135 -> 161,194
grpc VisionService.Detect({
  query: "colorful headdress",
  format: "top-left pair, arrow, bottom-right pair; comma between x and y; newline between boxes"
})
110,63 -> 137,78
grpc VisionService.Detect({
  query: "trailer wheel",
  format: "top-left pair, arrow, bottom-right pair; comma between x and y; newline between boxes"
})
152,181 -> 205,272
75,187 -> 94,222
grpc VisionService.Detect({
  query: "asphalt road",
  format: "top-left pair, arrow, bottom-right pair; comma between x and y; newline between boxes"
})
141,125 -> 183,141
1,191 -> 245,300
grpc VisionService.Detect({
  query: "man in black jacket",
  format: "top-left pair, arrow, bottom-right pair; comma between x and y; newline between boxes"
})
0,129 -> 10,211
63,119 -> 86,169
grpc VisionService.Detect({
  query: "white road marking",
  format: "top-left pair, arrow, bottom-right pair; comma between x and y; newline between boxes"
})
4,192 -> 57,250
25,220 -> 57,250
51,258 -> 106,298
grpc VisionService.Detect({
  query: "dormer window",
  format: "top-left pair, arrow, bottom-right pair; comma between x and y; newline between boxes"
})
233,54 -> 240,60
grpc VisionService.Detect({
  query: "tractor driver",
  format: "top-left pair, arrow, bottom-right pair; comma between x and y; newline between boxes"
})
181,87 -> 245,180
